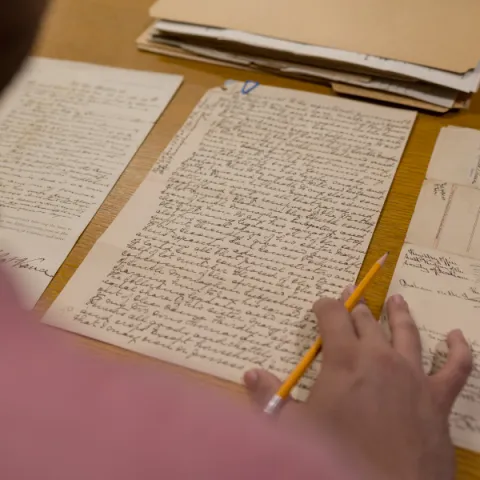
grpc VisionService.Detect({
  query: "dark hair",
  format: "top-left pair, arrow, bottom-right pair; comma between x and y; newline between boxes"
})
0,0 -> 48,93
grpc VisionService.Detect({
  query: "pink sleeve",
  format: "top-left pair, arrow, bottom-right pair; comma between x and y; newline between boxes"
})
0,269 -> 357,480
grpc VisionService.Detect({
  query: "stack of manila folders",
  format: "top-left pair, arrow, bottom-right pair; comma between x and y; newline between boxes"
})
137,0 -> 480,113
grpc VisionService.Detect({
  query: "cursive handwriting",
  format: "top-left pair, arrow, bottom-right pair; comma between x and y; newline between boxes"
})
398,276 -> 480,307
0,59 -> 180,306
0,62 -> 165,238
53,87 -> 414,395
433,182 -> 448,201
0,249 -> 52,277
403,248 -> 468,280
399,277 -> 433,292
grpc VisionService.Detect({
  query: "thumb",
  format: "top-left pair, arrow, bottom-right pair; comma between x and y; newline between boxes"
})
244,369 -> 283,409
244,369 -> 303,420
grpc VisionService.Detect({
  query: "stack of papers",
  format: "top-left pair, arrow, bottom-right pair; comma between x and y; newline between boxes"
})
137,0 -> 480,112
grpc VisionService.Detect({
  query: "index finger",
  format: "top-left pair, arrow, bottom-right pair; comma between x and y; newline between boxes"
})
312,297 -> 357,354
386,295 -> 422,370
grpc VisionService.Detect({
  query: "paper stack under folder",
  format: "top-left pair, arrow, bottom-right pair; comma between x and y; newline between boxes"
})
137,0 -> 480,113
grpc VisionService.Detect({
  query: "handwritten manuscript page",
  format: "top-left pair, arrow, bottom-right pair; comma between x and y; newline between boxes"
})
0,58 -> 182,307
385,126 -> 480,451
45,82 -> 415,399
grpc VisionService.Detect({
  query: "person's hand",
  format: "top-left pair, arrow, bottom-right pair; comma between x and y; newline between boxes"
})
244,289 -> 472,480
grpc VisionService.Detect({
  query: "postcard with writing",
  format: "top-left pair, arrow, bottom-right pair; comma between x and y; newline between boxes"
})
0,57 -> 182,308
44,82 -> 416,399
385,126 -> 480,451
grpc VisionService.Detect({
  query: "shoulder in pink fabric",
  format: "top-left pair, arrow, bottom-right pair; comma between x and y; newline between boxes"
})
0,267 -> 357,480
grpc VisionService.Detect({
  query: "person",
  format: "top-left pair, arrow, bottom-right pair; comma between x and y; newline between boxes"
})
0,1 -> 473,479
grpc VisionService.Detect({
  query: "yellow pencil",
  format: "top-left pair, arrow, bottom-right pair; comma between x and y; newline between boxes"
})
263,252 -> 389,415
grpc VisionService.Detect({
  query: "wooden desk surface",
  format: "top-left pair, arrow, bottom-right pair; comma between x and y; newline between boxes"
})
33,0 -> 480,477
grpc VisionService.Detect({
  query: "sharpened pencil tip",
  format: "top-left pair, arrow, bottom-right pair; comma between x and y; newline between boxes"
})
378,252 -> 389,266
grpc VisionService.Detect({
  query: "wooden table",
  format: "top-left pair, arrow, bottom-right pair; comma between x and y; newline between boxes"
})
34,0 -> 480,477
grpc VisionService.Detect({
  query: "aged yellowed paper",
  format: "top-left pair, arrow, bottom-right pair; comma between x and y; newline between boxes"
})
0,58 -> 182,307
44,82 -> 415,399
385,126 -> 480,451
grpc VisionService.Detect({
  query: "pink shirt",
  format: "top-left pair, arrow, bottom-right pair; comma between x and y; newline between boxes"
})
0,268 -> 360,479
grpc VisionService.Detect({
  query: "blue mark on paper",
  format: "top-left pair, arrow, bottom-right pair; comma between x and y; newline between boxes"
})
241,80 -> 259,95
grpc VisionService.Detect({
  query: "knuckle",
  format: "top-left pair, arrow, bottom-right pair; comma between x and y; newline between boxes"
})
394,316 -> 418,335
352,304 -> 375,325
392,308 -> 414,322
313,297 -> 344,318
370,348 -> 401,373
452,369 -> 469,387
328,345 -> 358,372
457,352 -> 473,377
352,303 -> 372,317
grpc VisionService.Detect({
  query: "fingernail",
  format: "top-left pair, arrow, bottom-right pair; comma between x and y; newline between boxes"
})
244,370 -> 258,390
391,294 -> 406,306
451,329 -> 467,342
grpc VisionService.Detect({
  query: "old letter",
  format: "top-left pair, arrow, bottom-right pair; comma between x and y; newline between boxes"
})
0,58 -> 182,306
45,82 -> 415,399
385,126 -> 480,452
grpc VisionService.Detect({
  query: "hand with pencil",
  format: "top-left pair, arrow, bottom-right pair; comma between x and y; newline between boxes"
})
244,255 -> 472,480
